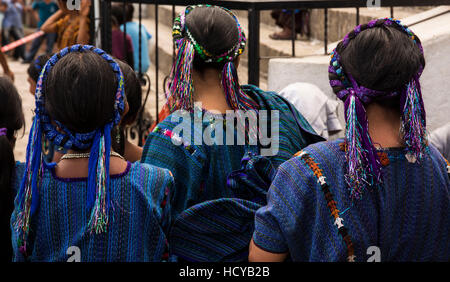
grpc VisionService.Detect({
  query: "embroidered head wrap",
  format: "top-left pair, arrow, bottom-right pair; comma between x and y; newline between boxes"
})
329,18 -> 426,200
168,4 -> 258,112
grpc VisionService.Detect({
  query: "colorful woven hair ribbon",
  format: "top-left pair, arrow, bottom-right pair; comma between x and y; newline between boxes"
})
222,61 -> 259,111
168,4 -> 258,112
168,38 -> 195,112
15,45 -> 125,257
328,18 -> 426,200
343,89 -> 382,199
400,73 -> 427,162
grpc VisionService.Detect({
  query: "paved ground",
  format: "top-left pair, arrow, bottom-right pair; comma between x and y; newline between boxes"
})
10,59 -> 34,162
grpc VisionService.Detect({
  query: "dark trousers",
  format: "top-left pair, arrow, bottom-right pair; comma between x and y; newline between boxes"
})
2,26 -> 26,60
25,29 -> 57,61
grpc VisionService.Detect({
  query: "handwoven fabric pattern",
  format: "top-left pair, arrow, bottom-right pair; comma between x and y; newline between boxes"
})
141,85 -> 324,219
169,198 -> 261,262
253,140 -> 450,261
11,161 -> 173,262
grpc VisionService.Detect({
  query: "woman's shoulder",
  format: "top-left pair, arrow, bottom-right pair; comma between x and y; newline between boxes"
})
128,161 -> 174,185
115,162 -> 172,203
282,140 -> 345,182
242,84 -> 307,108
293,140 -> 344,162
241,84 -> 282,107
146,111 -> 205,151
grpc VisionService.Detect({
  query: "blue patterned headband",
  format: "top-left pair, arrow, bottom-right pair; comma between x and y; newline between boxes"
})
15,45 -> 125,257
34,57 -> 43,72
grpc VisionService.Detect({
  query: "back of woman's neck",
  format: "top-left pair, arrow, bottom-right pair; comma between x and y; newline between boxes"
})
192,69 -> 232,113
366,103 -> 404,148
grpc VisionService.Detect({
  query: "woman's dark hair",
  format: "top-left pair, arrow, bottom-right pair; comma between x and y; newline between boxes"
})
0,77 -> 24,262
44,51 -> 118,137
111,4 -> 125,26
185,6 -> 240,72
112,60 -> 142,155
125,3 -> 134,23
111,15 -> 119,27
336,24 -> 425,94
27,54 -> 51,82
118,60 -> 142,125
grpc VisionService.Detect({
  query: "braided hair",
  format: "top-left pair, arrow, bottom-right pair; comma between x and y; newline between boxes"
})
14,45 -> 125,257
27,55 -> 51,83
329,18 -> 426,200
168,4 -> 258,112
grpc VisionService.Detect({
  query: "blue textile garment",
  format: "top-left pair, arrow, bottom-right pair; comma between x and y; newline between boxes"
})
169,156 -> 277,262
141,85 -> 324,219
253,140 -> 450,261
170,198 -> 261,262
11,161 -> 173,262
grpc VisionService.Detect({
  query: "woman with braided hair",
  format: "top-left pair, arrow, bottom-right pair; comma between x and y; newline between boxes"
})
11,45 -> 173,262
141,5 -> 322,222
250,18 -> 449,262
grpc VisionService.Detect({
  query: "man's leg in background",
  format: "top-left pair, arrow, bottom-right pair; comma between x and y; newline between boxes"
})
24,30 -> 44,62
10,27 -> 25,60
45,32 -> 57,55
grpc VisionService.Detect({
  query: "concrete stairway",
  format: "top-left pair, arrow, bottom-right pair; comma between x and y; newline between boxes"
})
131,4 -> 430,123
267,6 -> 450,134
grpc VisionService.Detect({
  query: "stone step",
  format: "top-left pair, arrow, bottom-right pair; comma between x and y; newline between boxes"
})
139,4 -> 428,79
132,4 -> 431,122
267,7 -> 450,133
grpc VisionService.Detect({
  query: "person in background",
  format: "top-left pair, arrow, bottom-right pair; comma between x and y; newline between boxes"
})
278,82 -> 343,139
112,3 -> 151,74
111,15 -> 134,68
249,18 -> 449,262
429,123 -> 450,161
269,9 -> 310,40
0,49 -> 14,81
114,60 -> 143,163
41,0 -> 90,50
23,0 -> 59,63
0,0 -> 26,60
26,54 -> 49,97
0,77 -> 24,262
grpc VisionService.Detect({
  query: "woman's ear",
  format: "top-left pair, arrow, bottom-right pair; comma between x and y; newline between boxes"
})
10,136 -> 17,149
122,101 -> 130,118
119,101 -> 130,126
234,57 -> 241,69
